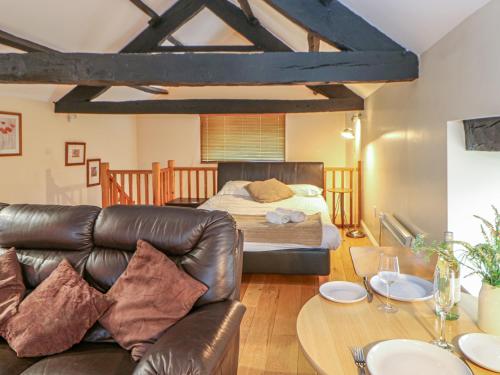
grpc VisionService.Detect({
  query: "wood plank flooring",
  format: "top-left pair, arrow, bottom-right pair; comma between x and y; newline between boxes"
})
238,231 -> 372,375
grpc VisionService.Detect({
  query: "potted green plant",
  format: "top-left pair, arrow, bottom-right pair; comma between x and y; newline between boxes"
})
413,206 -> 500,334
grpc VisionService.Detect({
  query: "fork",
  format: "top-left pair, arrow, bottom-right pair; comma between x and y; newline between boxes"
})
351,347 -> 367,375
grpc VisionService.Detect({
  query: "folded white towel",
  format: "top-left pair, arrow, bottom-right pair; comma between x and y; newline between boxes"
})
276,208 -> 306,223
266,211 -> 290,224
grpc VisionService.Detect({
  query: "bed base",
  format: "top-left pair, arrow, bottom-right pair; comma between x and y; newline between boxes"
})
242,248 -> 330,275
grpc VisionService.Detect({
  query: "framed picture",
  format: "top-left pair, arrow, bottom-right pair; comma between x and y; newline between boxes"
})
65,142 -> 86,166
86,158 -> 101,187
0,111 -> 22,157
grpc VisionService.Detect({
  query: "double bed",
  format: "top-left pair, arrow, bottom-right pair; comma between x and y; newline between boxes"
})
198,162 -> 341,275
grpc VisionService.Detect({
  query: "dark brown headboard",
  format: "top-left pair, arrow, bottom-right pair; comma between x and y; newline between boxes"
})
217,162 -> 324,191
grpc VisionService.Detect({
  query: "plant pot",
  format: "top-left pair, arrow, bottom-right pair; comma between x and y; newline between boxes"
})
478,282 -> 500,335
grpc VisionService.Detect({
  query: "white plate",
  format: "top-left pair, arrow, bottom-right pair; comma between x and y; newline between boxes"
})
319,281 -> 367,303
367,339 -> 473,375
459,333 -> 500,372
370,274 -> 433,302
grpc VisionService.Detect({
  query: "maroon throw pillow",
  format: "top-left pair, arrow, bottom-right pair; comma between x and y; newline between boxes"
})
2,259 -> 113,357
99,240 -> 208,361
0,248 -> 25,326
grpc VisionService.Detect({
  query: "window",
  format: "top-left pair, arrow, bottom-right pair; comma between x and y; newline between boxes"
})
200,114 -> 285,162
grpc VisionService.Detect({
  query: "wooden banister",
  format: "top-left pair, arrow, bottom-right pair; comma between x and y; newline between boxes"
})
101,162 -> 110,208
152,162 -> 161,206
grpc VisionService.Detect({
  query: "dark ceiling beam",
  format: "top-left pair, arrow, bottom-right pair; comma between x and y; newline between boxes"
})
129,0 -> 161,26
132,85 -> 169,95
152,45 -> 260,52
58,0 -> 207,103
264,0 -> 408,52
205,0 -> 289,51
0,29 -> 59,53
0,51 -> 419,86
165,35 -> 183,46
307,33 -> 320,52
55,97 -> 364,114
237,0 -> 259,25
204,0 -> 362,102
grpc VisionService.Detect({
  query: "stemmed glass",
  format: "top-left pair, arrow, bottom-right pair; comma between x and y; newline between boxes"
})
432,265 -> 455,350
377,254 -> 400,313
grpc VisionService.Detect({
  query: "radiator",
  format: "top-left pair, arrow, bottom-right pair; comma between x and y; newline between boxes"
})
379,213 -> 415,247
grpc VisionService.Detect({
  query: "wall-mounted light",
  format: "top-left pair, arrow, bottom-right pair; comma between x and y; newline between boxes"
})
341,127 -> 355,139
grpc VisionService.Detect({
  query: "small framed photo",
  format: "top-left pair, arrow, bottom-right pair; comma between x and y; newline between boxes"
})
65,142 -> 86,166
86,158 -> 101,187
0,111 -> 22,157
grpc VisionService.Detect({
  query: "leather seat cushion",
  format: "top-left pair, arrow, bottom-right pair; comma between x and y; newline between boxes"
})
93,205 -> 239,306
1,341 -> 135,375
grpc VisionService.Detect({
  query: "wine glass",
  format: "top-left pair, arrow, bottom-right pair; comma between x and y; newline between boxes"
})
377,254 -> 400,313
432,265 -> 455,350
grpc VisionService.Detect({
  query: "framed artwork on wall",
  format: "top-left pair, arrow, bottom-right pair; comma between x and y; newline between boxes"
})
86,158 -> 101,187
0,111 -> 22,157
65,142 -> 86,166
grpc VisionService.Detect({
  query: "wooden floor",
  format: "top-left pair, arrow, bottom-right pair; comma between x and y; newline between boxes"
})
238,231 -> 372,375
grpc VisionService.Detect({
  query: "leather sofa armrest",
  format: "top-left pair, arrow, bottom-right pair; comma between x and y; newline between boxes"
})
133,300 -> 246,375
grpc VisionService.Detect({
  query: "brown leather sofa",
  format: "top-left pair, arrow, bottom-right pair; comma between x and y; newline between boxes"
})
0,203 -> 245,375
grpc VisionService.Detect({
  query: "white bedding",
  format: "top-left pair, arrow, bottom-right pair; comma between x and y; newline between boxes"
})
198,194 -> 341,251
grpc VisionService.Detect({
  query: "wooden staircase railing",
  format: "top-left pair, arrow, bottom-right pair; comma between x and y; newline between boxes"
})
100,160 -> 363,228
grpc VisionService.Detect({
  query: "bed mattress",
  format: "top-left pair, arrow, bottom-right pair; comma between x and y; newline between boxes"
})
198,194 -> 341,251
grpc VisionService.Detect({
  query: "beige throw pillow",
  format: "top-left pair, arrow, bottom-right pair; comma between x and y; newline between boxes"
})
245,178 -> 294,203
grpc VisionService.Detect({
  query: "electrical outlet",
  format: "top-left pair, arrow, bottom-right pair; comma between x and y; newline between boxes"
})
373,206 -> 377,218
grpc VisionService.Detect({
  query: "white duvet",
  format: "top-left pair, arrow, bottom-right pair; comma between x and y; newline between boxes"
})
198,194 -> 341,251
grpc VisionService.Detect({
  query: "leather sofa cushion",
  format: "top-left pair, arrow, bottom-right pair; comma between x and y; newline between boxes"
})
99,240 -> 208,361
0,204 -> 100,252
2,260 -> 113,357
0,249 -> 24,325
93,205 -> 239,306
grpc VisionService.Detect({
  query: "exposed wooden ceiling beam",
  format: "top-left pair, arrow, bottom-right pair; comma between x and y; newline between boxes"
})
55,97 -> 364,114
0,29 -> 59,53
204,0 -> 363,102
132,85 -> 169,95
152,45 -> 260,52
165,35 -> 183,46
307,33 -> 320,52
237,0 -> 259,25
264,0 -> 408,52
129,0 -> 161,25
58,0 -> 207,104
205,0 -> 289,51
0,51 -> 419,86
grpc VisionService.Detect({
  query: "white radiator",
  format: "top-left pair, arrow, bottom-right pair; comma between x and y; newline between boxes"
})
379,213 -> 415,247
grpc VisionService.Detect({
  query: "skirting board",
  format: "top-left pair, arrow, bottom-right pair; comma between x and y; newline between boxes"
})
361,220 -> 379,247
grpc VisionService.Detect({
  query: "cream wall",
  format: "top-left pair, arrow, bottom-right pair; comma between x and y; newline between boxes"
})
0,95 -> 137,206
360,0 -> 500,241
136,112 -> 348,168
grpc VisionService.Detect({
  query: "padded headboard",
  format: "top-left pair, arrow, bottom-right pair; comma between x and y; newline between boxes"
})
217,162 -> 324,191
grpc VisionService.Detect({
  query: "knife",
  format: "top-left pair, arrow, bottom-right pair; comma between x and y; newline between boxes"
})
363,276 -> 374,303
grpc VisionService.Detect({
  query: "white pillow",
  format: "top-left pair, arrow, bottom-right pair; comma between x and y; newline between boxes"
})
218,181 -> 251,196
288,184 -> 323,197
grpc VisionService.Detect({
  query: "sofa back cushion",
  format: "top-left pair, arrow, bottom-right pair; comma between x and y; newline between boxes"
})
0,204 -> 101,289
90,205 -> 238,306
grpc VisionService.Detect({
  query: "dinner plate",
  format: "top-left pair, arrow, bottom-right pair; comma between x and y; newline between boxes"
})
459,333 -> 500,372
367,339 -> 473,375
370,274 -> 433,302
319,281 -> 367,303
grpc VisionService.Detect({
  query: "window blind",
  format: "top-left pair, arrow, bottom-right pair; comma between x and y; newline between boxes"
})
200,114 -> 285,162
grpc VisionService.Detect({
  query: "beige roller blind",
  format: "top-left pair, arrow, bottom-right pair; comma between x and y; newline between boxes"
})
200,114 -> 285,162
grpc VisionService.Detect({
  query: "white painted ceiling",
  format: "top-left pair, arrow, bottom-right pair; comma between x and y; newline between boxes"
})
0,0 -> 491,103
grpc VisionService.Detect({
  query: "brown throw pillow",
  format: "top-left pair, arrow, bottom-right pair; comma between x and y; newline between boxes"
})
245,178 -> 294,203
0,248 -> 25,326
2,259 -> 113,357
99,240 -> 208,361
